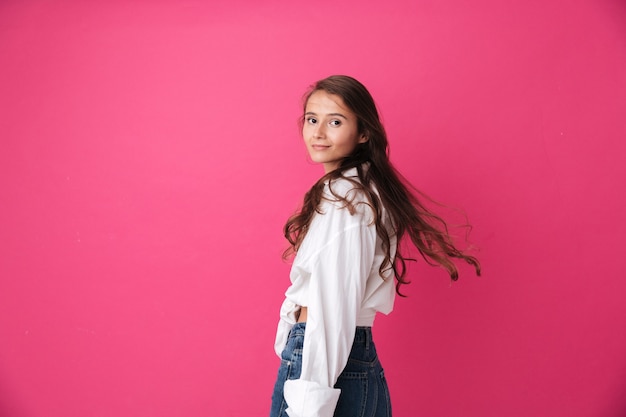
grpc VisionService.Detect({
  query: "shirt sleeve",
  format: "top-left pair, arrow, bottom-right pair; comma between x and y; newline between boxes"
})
274,299 -> 299,357
283,202 -> 377,417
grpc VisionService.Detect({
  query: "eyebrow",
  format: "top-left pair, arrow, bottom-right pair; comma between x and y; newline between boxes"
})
304,111 -> 349,120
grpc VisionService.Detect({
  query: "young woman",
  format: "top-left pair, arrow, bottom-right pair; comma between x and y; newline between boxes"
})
269,75 -> 481,417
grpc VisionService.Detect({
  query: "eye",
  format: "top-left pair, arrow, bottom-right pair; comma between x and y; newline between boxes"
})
329,119 -> 342,127
306,116 -> 317,125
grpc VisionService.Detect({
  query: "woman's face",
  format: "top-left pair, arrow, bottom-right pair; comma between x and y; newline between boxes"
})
302,90 -> 367,173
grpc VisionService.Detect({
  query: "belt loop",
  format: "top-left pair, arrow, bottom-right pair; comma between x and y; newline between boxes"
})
365,328 -> 371,350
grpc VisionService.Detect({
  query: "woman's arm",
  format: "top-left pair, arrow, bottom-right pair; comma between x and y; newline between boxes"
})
283,200 -> 377,417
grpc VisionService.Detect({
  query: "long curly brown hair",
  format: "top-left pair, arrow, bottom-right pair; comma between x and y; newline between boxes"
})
284,75 -> 481,295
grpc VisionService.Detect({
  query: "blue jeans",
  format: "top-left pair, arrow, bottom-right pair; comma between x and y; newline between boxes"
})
270,323 -> 392,417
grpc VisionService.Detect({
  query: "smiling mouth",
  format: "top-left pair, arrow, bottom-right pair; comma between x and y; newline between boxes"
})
311,144 -> 330,150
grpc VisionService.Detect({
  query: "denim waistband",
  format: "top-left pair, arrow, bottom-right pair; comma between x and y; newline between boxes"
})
353,326 -> 373,346
289,323 -> 373,346
289,322 -> 306,337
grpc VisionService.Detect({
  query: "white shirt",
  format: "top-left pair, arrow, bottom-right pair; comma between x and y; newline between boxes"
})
274,167 -> 397,417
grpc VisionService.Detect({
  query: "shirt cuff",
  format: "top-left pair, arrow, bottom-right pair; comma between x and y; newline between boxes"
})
284,379 -> 341,417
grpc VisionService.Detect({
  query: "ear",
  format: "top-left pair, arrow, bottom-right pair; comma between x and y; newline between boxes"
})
358,132 -> 369,144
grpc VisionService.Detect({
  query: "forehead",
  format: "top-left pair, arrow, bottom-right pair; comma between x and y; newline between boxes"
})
305,90 -> 351,114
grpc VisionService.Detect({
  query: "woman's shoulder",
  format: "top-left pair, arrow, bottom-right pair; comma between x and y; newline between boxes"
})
319,166 -> 377,221
323,167 -> 364,200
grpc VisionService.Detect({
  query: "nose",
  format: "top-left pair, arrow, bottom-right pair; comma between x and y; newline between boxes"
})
312,123 -> 325,138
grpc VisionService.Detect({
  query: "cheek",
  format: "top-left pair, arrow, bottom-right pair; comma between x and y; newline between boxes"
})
342,133 -> 361,149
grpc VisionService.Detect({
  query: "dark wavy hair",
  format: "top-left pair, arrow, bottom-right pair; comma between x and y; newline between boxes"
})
284,75 -> 481,295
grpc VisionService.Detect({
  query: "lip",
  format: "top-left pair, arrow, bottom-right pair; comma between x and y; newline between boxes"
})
311,144 -> 330,150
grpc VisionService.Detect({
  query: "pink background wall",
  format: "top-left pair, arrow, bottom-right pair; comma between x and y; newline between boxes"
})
1,0 -> 625,416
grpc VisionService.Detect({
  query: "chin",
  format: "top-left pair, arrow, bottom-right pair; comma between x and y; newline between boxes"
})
308,155 -> 327,164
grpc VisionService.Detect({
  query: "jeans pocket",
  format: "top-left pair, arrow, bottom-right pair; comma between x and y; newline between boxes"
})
334,371 -> 369,417
270,359 -> 292,417
378,369 -> 392,417
286,353 -> 302,380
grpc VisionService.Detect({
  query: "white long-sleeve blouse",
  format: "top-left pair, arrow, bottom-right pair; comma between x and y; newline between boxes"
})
274,167 -> 397,417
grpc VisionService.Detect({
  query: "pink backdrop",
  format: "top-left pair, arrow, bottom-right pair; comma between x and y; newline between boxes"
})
1,0 -> 625,416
